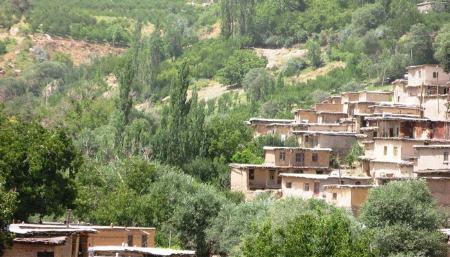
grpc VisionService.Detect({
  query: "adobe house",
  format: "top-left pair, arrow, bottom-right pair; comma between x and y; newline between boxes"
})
293,109 -> 318,123
88,246 -> 195,257
246,118 -> 295,137
230,147 -> 333,199
294,130 -> 358,157
4,224 -> 97,257
5,224 -> 157,257
323,185 -> 374,215
364,115 -> 450,140
320,95 -> 342,104
414,145 -> 450,206
280,172 -> 371,201
393,65 -> 450,120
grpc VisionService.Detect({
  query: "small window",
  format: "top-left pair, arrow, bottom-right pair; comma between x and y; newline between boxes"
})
304,183 -> 310,191
295,170 -> 304,174
249,169 -> 255,180
433,72 -> 439,78
444,152 -> 449,163
332,193 -> 337,200
279,151 -> 286,161
286,182 -> 292,188
312,153 -> 319,162
142,234 -> 148,247
128,235 -> 133,247
269,170 -> 276,180
397,96 -> 400,102
296,152 -> 304,164
384,146 -> 388,156
393,147 -> 398,157
355,181 -> 361,185
305,136 -> 309,143
316,170 -> 323,175
38,253 -> 54,257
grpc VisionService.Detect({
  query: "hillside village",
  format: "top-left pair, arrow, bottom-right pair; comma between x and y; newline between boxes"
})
2,0 -> 450,257
234,64 -> 450,212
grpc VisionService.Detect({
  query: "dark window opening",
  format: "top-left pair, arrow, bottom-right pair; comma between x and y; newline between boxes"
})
286,182 -> 292,188
249,169 -> 255,180
38,252 -> 54,257
128,235 -> 133,247
312,153 -> 319,162
316,170 -> 323,175
142,234 -> 148,247
279,151 -> 286,161
304,183 -> 310,191
332,193 -> 337,200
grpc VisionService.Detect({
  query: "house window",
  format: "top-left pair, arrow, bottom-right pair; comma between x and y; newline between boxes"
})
312,153 -> 319,162
444,152 -> 449,163
397,96 -> 400,102
296,152 -> 304,164
393,147 -> 398,157
249,169 -> 255,180
316,170 -> 323,175
142,234 -> 148,247
279,151 -> 286,161
295,170 -> 304,174
355,181 -> 361,185
269,170 -> 276,180
433,72 -> 439,78
332,193 -> 337,200
313,182 -> 320,195
304,183 -> 310,191
38,253 -> 54,257
128,235 -> 134,247
396,128 -> 399,137
305,136 -> 309,143
384,146 -> 388,156
286,182 -> 292,188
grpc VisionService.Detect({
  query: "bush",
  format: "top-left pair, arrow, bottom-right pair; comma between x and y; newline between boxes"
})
282,58 -> 308,77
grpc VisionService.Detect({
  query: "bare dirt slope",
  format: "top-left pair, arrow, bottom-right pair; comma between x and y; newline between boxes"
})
31,34 -> 125,65
254,47 -> 307,69
289,61 -> 346,84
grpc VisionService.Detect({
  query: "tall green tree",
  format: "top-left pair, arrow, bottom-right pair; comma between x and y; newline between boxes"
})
360,180 -> 447,257
116,21 -> 142,148
434,24 -> 450,72
0,179 -> 17,256
400,23 -> 434,65
0,119 -> 81,220
307,39 -> 323,68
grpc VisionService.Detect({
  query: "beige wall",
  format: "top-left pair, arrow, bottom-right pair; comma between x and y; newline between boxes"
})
359,92 -> 392,102
87,228 -> 155,248
373,106 -> 421,116
264,149 -> 330,167
298,134 -> 356,156
307,124 -> 349,132
370,161 -> 414,180
315,103 -> 343,113
295,110 -> 318,123
324,187 -> 370,215
281,177 -> 368,200
416,148 -> 450,171
4,237 -> 74,257
372,139 -> 423,162
425,179 -> 450,206
408,66 -> 450,87
317,113 -> 347,124
423,96 -> 449,120
231,168 -> 249,192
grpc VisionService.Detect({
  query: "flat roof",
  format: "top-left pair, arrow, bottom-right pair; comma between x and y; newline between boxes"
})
414,145 -> 450,149
9,224 -> 97,236
89,246 -> 195,256
13,236 -> 68,246
293,130 -> 357,136
323,185 -> 375,189
361,158 -> 414,166
248,118 -> 294,124
365,115 -> 428,121
229,163 -> 330,169
280,173 -> 371,180
415,169 -> 450,173
407,64 -> 442,70
263,146 -> 332,151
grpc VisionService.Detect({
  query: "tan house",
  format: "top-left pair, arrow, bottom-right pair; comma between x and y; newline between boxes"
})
230,147 -> 333,199
4,224 -> 97,257
246,118 -> 297,137
414,145 -> 450,206
393,65 -> 450,120
5,224 -> 157,257
280,172 -> 371,203
323,185 -> 374,215
294,130 -> 358,156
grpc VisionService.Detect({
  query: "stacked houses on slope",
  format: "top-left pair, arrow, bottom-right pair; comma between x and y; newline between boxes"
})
231,64 -> 450,214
